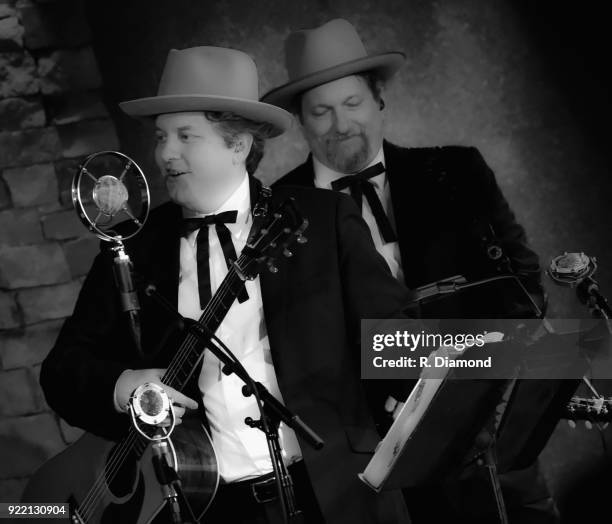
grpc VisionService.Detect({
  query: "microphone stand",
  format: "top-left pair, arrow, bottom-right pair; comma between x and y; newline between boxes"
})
576,276 -> 612,326
129,389 -> 196,524
570,275 -> 612,406
549,254 -> 612,398
414,273 -> 541,524
145,285 -> 323,523
151,436 -> 197,524
110,240 -> 143,356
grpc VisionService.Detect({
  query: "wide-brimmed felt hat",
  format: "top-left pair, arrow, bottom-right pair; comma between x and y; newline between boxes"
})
261,18 -> 405,111
120,46 -> 292,137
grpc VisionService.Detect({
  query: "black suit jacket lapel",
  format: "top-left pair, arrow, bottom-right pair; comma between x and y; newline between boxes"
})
288,155 -> 316,187
251,184 -> 289,369
250,177 -> 290,373
148,204 -> 182,309
384,141 -> 430,288
125,202 -> 182,363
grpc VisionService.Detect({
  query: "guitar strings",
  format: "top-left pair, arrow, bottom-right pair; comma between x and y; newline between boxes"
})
78,216 -> 288,520
78,305 -> 225,519
78,320 -> 217,520
77,263 -> 244,521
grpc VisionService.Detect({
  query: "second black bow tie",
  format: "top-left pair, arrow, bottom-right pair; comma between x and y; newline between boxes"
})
182,210 -> 248,309
331,162 -> 397,243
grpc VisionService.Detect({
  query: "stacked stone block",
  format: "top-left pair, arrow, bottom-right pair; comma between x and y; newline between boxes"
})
0,0 -> 118,501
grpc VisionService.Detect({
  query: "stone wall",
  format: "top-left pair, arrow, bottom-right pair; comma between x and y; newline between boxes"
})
0,0 -> 118,500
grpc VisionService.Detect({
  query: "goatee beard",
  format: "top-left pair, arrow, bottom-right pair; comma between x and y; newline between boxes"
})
326,138 -> 369,173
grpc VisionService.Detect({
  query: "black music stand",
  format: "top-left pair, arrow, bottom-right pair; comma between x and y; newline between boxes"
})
359,338 -> 518,490
495,319 -> 612,472
360,319 -> 611,523
413,274 -> 611,474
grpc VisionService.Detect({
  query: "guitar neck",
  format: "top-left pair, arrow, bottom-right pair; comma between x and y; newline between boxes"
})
161,253 -> 252,393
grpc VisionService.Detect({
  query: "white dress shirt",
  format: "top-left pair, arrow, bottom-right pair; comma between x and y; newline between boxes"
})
313,148 -> 405,284
179,173 -> 302,482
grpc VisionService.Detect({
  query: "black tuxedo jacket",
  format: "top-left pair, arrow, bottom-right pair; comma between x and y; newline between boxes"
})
41,182 -> 416,523
274,143 -> 557,522
274,141 -> 545,318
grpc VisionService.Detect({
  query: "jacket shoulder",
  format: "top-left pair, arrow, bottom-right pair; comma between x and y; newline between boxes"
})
272,184 -> 350,210
115,201 -> 180,254
144,200 -> 181,227
112,200 -> 178,234
385,141 -> 483,166
272,158 -> 313,188
387,142 -> 495,190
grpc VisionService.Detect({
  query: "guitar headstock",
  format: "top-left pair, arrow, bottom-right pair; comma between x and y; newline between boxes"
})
565,396 -> 612,427
238,197 -> 308,278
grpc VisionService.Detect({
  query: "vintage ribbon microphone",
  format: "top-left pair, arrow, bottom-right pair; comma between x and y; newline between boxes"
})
71,150 -> 150,355
72,153 -> 194,522
548,251 -> 612,428
548,252 -> 612,321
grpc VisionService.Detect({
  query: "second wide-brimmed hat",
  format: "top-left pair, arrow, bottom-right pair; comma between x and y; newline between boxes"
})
120,46 -> 292,137
261,18 -> 405,110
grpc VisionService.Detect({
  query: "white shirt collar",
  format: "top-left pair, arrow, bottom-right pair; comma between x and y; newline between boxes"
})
312,147 -> 386,190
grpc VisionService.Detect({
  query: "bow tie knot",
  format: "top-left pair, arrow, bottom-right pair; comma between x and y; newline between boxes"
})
181,209 -> 248,308
330,162 -> 386,191
330,162 -> 397,244
181,210 -> 238,237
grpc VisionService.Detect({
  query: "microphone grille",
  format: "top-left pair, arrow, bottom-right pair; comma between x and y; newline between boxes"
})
130,382 -> 170,425
92,175 -> 129,216
140,388 -> 164,416
553,253 -> 588,273
549,252 -> 595,286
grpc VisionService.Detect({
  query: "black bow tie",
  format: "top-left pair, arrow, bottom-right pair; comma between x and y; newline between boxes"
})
331,162 -> 397,243
182,210 -> 248,308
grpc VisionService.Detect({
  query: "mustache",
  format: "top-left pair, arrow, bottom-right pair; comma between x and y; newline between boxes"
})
324,132 -> 364,146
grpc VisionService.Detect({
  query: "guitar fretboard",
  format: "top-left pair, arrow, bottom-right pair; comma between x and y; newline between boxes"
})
161,255 -> 250,392
128,255 -> 251,460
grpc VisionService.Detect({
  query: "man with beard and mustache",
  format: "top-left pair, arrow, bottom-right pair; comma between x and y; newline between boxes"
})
263,18 -> 558,524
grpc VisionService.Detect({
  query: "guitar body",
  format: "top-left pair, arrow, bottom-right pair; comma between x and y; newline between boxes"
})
21,419 -> 219,524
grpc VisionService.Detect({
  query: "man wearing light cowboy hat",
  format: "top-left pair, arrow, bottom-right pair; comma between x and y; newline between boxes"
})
264,18 -> 556,524
41,46 -> 416,523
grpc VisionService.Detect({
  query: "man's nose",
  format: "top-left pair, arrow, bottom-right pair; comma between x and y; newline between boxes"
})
333,110 -> 351,135
157,138 -> 179,164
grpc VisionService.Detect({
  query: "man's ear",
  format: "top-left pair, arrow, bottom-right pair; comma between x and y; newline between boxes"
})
234,133 -> 254,159
374,78 -> 385,111
377,79 -> 386,111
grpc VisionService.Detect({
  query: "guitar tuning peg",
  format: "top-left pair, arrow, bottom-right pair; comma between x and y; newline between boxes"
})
267,261 -> 278,274
283,248 -> 293,258
567,419 -> 577,429
296,234 -> 308,244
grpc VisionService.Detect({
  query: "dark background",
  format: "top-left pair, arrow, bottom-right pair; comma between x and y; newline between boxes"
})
86,0 -> 612,519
